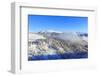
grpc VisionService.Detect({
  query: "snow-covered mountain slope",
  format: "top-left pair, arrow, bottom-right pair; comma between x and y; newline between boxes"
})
38,31 -> 88,42
29,32 -> 46,41
28,32 -> 88,56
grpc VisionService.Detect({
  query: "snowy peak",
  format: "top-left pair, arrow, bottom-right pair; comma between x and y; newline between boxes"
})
36,31 -> 88,42
28,32 -> 88,56
38,30 -> 63,34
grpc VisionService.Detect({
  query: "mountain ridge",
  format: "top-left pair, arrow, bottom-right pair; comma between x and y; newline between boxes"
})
28,31 -> 88,58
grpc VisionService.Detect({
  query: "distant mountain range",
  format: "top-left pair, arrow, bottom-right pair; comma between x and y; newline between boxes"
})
28,31 -> 88,60
37,31 -> 88,42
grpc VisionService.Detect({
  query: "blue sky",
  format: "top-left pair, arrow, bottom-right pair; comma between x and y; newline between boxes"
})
28,15 -> 88,33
